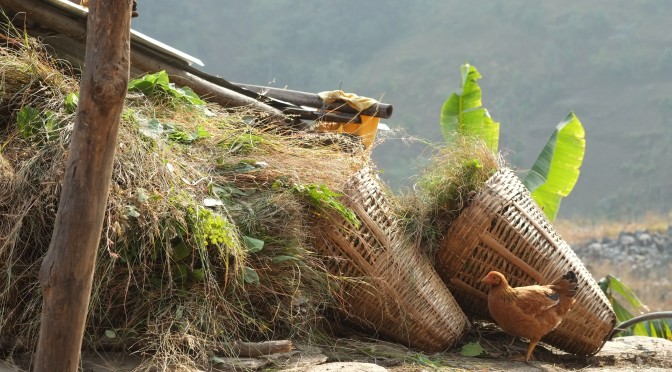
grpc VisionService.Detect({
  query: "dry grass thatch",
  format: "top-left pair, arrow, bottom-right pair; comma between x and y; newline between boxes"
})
396,138 -> 503,258
0,25 -> 369,369
0,18 -> 515,370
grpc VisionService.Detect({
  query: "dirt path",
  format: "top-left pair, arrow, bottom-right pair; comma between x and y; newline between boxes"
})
2,336 -> 669,371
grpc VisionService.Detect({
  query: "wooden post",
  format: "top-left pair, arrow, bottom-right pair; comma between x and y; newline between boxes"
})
33,1 -> 132,371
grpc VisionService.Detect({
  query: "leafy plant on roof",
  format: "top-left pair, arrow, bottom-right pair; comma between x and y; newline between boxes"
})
293,183 -> 360,228
440,63 -> 586,222
129,70 -> 205,106
17,106 -> 63,143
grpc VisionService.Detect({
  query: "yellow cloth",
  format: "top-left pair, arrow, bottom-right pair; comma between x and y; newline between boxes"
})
316,115 -> 380,150
317,90 -> 379,112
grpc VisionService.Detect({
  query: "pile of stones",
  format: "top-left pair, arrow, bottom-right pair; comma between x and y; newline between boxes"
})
572,228 -> 672,277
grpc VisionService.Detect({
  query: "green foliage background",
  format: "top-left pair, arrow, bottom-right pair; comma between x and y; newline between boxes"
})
133,0 -> 672,219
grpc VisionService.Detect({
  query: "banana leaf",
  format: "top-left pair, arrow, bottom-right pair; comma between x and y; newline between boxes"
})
523,112 -> 585,221
440,64 -> 500,152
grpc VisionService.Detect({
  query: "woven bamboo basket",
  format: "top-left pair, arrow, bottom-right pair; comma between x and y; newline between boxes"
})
435,168 -> 616,356
314,167 -> 470,352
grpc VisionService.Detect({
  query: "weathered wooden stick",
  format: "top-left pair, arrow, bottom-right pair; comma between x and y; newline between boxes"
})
235,83 -> 394,119
33,1 -> 132,371
228,340 -> 293,357
283,107 -> 362,124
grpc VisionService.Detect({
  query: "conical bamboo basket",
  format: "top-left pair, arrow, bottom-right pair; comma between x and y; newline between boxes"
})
314,167 -> 470,352
435,168 -> 616,356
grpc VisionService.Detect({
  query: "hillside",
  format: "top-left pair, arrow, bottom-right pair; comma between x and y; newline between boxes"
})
133,0 -> 672,218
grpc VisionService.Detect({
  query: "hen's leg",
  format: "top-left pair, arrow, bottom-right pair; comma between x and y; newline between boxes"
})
525,339 -> 539,362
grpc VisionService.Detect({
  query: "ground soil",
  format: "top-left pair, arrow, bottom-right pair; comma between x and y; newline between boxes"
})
2,332 -> 670,371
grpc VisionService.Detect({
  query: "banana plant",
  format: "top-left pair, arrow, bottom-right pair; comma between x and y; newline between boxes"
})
523,113 -> 585,221
440,63 -> 585,221
600,275 -> 672,340
440,64 -> 500,152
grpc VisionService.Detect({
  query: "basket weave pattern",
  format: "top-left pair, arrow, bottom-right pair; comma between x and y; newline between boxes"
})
436,168 -> 616,356
314,168 -> 470,352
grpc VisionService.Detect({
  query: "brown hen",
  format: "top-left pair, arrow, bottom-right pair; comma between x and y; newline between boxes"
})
482,270 -> 578,361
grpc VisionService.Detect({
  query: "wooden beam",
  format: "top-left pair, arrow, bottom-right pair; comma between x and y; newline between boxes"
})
33,1 -> 132,371
129,47 -> 288,123
1,0 -> 288,122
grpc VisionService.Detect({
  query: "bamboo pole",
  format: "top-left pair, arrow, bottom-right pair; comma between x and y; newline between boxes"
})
235,83 -> 394,119
33,1 -> 132,370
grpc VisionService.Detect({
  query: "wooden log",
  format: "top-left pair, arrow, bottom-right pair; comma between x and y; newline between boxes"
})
2,0 -> 88,41
33,1 -> 132,371
235,83 -> 394,119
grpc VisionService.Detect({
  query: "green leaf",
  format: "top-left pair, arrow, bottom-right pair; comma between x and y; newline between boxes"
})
166,124 -> 210,144
411,354 -> 440,367
460,341 -> 486,357
440,64 -> 500,152
104,330 -> 117,339
271,255 -> 299,263
139,118 -> 165,139
17,106 -> 41,139
524,112 -> 585,221
212,184 -> 246,198
607,275 -> 646,313
243,266 -> 260,284
242,236 -> 264,253
649,322 -> 658,338
191,269 -> 205,281
662,320 -> 672,340
604,275 -> 649,336
178,86 -> 206,106
129,70 -> 205,106
294,184 -> 360,228
171,241 -> 191,261
64,92 -> 79,114
42,111 -> 59,135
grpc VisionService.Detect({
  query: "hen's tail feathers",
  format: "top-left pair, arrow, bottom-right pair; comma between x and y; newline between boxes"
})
552,270 -> 578,298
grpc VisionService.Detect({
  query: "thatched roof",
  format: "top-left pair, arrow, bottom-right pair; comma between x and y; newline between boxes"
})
1,0 -> 393,130
0,14 -> 372,368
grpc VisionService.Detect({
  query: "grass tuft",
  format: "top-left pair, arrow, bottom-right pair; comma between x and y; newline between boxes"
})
396,137 -> 502,257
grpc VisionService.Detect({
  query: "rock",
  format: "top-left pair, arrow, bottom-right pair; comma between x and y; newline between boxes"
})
270,351 -> 329,370
636,233 -> 653,246
619,233 -> 636,246
652,236 -> 667,251
211,357 -> 268,371
298,362 -> 388,371
589,336 -> 672,369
